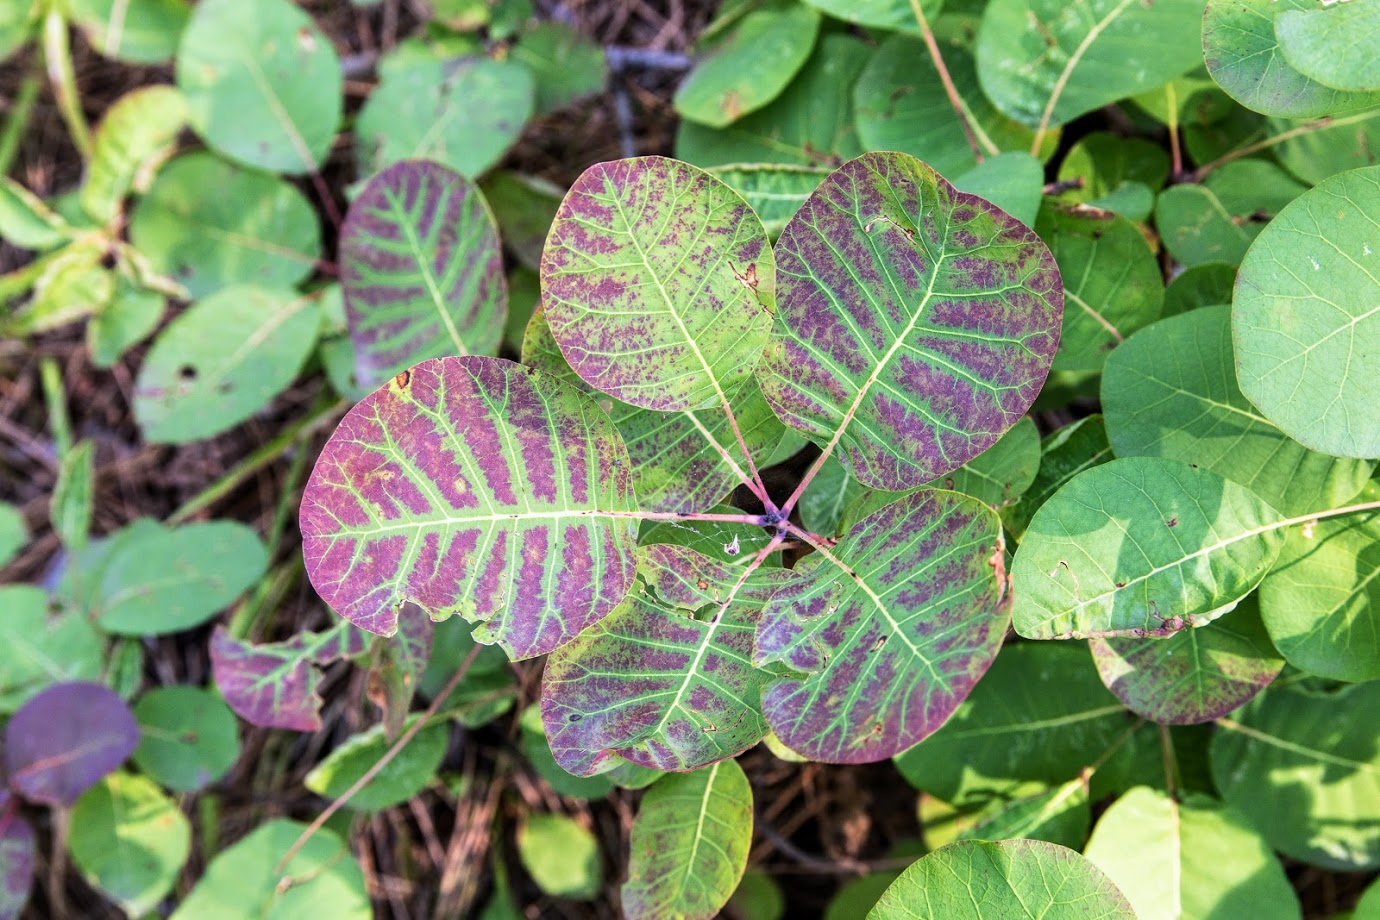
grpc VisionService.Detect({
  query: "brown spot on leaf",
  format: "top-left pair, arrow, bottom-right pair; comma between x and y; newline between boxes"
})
1166,517 -> 1178,527
395,369 -> 411,388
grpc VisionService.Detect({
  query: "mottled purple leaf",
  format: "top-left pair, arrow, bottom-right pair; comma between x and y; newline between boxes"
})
541,156 -> 775,412
342,160 -> 506,388
210,622 -> 367,731
299,355 -> 639,659
542,544 -> 795,775
5,682 -> 138,808
0,804 -> 34,920
523,307 -> 784,512
1090,595 -> 1283,725
757,490 -> 1009,763
758,151 -> 1062,491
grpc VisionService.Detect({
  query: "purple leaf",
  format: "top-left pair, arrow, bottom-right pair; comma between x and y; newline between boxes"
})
210,622 -> 366,731
541,156 -> 775,412
541,544 -> 796,775
299,355 -> 639,659
342,160 -> 507,387
0,802 -> 34,920
5,682 -> 138,808
756,490 -> 1008,763
758,151 -> 1063,491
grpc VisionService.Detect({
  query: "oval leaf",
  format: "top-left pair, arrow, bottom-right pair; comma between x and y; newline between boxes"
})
542,544 -> 795,775
66,0 -> 190,64
541,156 -> 775,412
1011,457 -> 1286,640
342,160 -> 506,387
623,761 -> 753,920
69,772 -> 190,916
0,585 -> 104,713
176,0 -> 342,173
299,355 -> 639,658
867,839 -> 1136,920
758,151 -> 1062,491
132,687 -> 241,792
757,489 -> 1008,763
1090,594 -> 1283,725
81,85 -> 187,225
304,718 -> 449,812
1232,163 -> 1380,459
1278,2 -> 1380,94
1103,307 -> 1373,516
517,813 -> 602,901
5,681 -> 139,808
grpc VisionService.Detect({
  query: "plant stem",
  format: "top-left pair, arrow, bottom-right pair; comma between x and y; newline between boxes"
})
39,357 -> 72,459
908,0 -> 990,162
0,68 -> 41,178
166,394 -> 347,526
1158,723 -> 1179,801
1191,109 -> 1377,181
277,641 -> 484,873
1165,83 -> 1183,178
43,10 -> 92,161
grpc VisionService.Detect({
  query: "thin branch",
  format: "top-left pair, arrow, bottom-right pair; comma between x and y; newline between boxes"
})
278,642 -> 484,873
1188,113 -> 1375,181
908,0 -> 990,161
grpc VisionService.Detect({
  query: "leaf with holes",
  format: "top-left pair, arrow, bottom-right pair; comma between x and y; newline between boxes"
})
756,490 -> 1008,763
541,156 -> 775,412
1011,458 -> 1286,640
341,160 -> 506,388
1090,594 -> 1283,725
542,544 -> 795,775
623,760 -> 753,920
975,0 -> 1205,133
175,0 -> 341,173
757,151 -> 1062,491
210,622 -> 367,731
868,839 -> 1136,920
299,356 -> 639,658
5,682 -> 139,808
1232,164 -> 1380,459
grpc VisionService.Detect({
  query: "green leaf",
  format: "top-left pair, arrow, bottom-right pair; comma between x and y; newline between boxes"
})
1259,483 -> 1380,682
637,506 -> 780,563
1155,185 -> 1256,268
176,0 -> 342,173
676,34 -> 869,167
623,761 -> 752,920
0,1 -> 36,62
134,286 -> 320,443
758,490 -> 1008,763
758,151 -> 1062,491
355,52 -> 533,179
77,520 -> 268,635
341,160 -> 506,387
1003,415 -> 1112,541
674,2 -> 821,128
0,178 -> 71,250
542,156 -> 775,412
509,21 -> 606,115
12,241 -> 114,333
128,152 -> 322,298
516,706 -> 615,801
1084,787 -> 1302,920
854,36 -> 1041,178
298,356 -> 639,658
1232,163 -> 1380,458
64,0 -> 191,63
1011,457 -> 1286,640
1356,878 -> 1380,920
958,778 -> 1091,850
1269,109 -> 1380,186
86,276 -> 165,368
304,717 -> 449,811
81,85 -> 187,225
894,642 -> 1133,807
542,545 -> 794,774
801,0 -> 940,32
523,307 -> 784,513
69,772 -> 190,916
1203,0 -> 1380,118
1163,261 -> 1236,316
132,686 -> 240,792
705,165 -> 834,239
867,839 -> 1136,919
1090,593 -> 1283,724
1055,132 -> 1171,222
50,439 -> 94,550
479,171 -> 564,273
1102,307 -> 1374,516
0,585 -> 105,713
0,502 -> 26,568
952,154 -> 1045,229
728,873 -> 785,920
171,819 -> 370,919
976,0 -> 1205,131
1212,682 -> 1380,870
517,813 -> 602,901
1037,201 -> 1164,372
